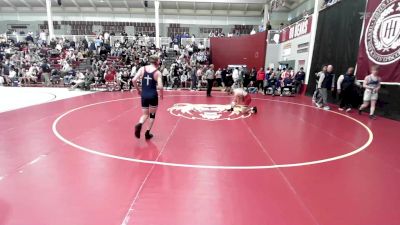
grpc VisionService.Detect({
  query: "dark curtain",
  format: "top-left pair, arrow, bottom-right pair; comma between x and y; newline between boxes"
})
306,0 -> 367,100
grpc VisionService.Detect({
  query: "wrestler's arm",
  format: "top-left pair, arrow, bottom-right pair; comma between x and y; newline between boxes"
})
156,71 -> 164,99
132,67 -> 144,95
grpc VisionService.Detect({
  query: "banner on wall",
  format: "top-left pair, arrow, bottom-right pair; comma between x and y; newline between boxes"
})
356,0 -> 400,83
280,16 -> 312,43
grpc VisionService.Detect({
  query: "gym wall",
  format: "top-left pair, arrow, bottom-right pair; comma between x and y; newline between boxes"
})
210,31 -> 267,70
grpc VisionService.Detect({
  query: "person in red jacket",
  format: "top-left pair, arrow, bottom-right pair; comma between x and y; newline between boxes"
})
256,67 -> 265,92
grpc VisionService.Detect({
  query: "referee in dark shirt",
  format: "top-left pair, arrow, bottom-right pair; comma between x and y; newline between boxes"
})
206,64 -> 215,97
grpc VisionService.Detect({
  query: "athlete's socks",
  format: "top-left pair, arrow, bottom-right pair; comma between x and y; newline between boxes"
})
135,123 -> 142,139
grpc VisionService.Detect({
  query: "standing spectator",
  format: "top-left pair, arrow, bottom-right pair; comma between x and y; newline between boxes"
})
232,67 -> 240,89
256,67 -> 265,91
215,68 -> 222,87
294,67 -> 305,94
41,59 -> 52,86
1,60 -> 11,85
263,68 -> 272,95
337,67 -> 360,112
312,65 -> 327,103
189,65 -> 197,91
359,65 -> 381,120
161,66 -> 169,87
206,64 -> 215,97
196,66 -> 203,89
316,65 -> 335,110
220,67 -> 227,88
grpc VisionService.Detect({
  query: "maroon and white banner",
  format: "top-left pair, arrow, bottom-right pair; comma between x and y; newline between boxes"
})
279,16 -> 312,43
356,0 -> 400,83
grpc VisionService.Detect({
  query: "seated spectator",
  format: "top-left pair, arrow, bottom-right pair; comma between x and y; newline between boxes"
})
83,68 -> 96,90
267,72 -> 279,96
247,81 -> 258,94
8,66 -> 18,85
50,69 -> 61,85
69,71 -> 86,90
63,70 -> 76,85
180,73 -> 188,88
294,67 -> 305,94
280,68 -> 294,96
118,68 -> 131,91
26,64 -> 39,83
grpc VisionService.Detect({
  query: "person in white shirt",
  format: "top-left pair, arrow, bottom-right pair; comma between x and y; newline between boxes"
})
250,29 -> 256,35
61,61 -> 71,76
8,66 -> 17,84
26,64 -> 38,82
162,66 -> 169,87
232,67 -> 240,88
69,71 -> 86,90
180,73 -> 188,88
39,30 -> 47,44
336,67 -> 361,112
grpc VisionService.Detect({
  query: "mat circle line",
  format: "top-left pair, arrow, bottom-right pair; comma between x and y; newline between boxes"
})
52,95 -> 374,170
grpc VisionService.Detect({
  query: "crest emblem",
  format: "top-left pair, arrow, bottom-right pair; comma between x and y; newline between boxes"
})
365,0 -> 400,65
167,103 -> 252,121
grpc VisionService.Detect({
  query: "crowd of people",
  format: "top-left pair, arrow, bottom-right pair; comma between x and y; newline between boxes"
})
0,31 -> 212,91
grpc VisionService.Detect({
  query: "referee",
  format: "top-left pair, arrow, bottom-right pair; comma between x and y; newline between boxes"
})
206,64 -> 215,97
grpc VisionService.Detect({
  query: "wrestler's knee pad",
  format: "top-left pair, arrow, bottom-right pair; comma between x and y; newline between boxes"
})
149,113 -> 156,119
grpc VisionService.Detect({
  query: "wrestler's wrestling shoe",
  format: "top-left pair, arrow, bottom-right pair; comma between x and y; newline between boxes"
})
135,123 -> 142,139
252,107 -> 258,114
145,130 -> 154,140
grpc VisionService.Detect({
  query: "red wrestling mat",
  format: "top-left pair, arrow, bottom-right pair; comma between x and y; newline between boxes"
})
0,91 -> 399,225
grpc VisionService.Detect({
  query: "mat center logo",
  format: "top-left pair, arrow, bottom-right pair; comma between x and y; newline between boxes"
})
167,103 -> 252,121
365,0 -> 400,65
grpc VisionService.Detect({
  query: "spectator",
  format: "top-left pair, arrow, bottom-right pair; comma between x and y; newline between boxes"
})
267,72 -> 279,96
263,68 -> 272,95
256,67 -> 265,92
337,67 -> 360,112
316,65 -> 335,110
69,71 -> 86,90
232,67 -> 240,88
312,65 -> 327,103
40,59 -> 52,86
280,68 -> 294,96
294,67 -> 306,94
247,81 -> 258,94
162,66 -> 169,87
83,68 -> 96,90
215,68 -> 222,87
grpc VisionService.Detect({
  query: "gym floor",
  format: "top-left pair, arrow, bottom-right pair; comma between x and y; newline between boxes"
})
0,89 -> 399,225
